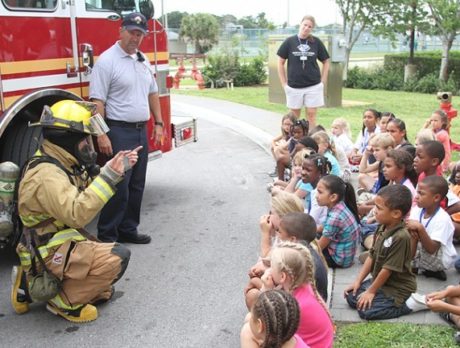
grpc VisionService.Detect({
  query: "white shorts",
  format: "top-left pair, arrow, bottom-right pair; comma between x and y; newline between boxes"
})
284,82 -> 324,109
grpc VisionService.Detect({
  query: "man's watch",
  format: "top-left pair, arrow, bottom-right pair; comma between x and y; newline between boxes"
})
155,121 -> 163,127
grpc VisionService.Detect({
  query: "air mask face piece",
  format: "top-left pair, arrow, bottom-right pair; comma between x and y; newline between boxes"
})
76,136 -> 100,176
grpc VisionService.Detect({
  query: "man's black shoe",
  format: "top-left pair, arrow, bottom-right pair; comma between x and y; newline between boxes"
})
422,269 -> 447,281
117,233 -> 151,244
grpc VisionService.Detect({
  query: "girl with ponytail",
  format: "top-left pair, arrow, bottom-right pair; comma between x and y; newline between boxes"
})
316,175 -> 360,268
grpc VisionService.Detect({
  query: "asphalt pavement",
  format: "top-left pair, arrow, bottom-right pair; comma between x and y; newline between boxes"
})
0,116 -> 272,347
172,93 -> 457,326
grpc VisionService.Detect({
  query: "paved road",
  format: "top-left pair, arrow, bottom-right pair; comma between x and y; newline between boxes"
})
0,118 -> 272,347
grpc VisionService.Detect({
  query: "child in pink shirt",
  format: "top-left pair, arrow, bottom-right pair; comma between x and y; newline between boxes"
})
424,110 -> 451,172
261,242 -> 334,348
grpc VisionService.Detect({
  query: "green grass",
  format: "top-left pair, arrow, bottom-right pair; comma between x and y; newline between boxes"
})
335,322 -> 458,347
172,86 -> 460,146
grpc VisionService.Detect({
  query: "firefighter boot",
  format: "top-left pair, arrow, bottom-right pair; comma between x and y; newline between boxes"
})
11,265 -> 31,314
46,302 -> 98,323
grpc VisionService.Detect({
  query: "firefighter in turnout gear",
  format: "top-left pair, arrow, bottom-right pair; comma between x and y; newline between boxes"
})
11,100 -> 139,323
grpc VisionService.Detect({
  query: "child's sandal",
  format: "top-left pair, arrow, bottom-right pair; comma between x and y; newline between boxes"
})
440,312 -> 456,327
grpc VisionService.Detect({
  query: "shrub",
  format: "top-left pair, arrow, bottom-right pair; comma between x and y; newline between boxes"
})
412,73 -> 439,94
202,52 -> 267,88
384,51 -> 460,83
202,51 -> 240,88
344,67 -> 403,91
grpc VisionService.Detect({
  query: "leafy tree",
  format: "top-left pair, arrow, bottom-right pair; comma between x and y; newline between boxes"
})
217,14 -> 238,28
336,0 -> 429,80
159,11 -> 187,29
238,15 -> 257,29
237,12 -> 275,29
179,13 -> 220,54
426,0 -> 460,81
375,0 -> 429,65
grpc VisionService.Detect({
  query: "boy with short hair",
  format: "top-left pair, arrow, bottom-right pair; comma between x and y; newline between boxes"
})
279,212 -> 328,301
414,140 -> 460,238
407,176 -> 457,281
345,184 -> 418,320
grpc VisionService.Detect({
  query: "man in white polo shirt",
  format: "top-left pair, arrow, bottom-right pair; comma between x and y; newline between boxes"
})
90,12 -> 163,244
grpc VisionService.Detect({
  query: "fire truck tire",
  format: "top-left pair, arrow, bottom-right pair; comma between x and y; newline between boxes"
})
3,122 -> 42,167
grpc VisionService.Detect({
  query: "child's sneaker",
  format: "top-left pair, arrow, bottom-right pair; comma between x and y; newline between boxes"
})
405,293 -> 429,312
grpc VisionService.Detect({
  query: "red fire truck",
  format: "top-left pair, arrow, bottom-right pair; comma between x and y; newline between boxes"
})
0,0 -> 196,247
0,0 -> 196,167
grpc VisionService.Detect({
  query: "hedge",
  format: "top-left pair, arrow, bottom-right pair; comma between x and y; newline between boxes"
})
384,51 -> 460,81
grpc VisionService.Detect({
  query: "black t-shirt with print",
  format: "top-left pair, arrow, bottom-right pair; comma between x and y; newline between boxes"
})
277,35 -> 330,88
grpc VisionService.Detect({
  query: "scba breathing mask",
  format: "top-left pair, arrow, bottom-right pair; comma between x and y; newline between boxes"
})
76,136 -> 100,177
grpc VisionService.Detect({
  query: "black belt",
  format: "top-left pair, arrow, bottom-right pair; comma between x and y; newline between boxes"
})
106,119 -> 147,128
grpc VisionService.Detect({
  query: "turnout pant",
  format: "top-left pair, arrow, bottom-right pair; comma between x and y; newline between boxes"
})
44,241 -> 130,310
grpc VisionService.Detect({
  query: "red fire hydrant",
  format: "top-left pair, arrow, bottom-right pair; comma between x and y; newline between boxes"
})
438,92 -> 460,150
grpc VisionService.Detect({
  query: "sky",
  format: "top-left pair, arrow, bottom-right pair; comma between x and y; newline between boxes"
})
158,0 -> 342,27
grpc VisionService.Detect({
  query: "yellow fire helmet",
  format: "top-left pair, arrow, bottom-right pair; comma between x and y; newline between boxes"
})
29,100 -> 108,136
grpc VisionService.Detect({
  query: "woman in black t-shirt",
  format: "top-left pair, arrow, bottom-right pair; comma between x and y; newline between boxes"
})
277,15 -> 330,127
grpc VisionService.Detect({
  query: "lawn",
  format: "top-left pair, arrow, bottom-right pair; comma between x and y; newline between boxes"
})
171,86 -> 460,149
335,322 -> 458,347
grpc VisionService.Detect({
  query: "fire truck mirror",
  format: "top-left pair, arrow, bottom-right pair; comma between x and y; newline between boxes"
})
139,0 -> 154,19
112,0 -> 136,14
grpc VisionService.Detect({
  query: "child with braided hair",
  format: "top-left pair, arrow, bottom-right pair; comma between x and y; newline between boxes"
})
240,289 -> 309,348
262,242 -> 334,348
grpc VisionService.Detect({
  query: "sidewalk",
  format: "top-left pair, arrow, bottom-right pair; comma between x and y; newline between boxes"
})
172,93 -> 456,325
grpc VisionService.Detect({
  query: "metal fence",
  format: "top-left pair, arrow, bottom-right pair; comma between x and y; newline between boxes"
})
168,28 -> 460,58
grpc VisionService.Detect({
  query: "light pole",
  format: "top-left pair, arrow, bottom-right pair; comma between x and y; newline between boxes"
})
287,0 -> 290,26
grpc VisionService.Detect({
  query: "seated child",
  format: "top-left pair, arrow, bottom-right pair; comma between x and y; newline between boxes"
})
277,212 -> 328,302
262,242 -> 334,348
331,117 -> 353,157
245,191 -> 304,309
293,135 -> 319,156
345,185 -> 418,320
386,118 -> 415,158
383,149 -> 417,198
423,110 -> 451,172
312,131 -> 343,177
349,109 -> 381,165
300,154 -> 330,231
379,111 -> 395,133
271,149 -> 314,199
358,132 -> 394,193
240,290 -> 309,348
270,112 -> 297,176
245,211 -> 329,309
426,285 -> 460,329
415,128 -> 436,146
316,175 -> 360,268
407,176 -> 457,281
413,140 -> 460,240
357,149 -> 418,255
274,119 -> 309,181
312,131 -> 350,176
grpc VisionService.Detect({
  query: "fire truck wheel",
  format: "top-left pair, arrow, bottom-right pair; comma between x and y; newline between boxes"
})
1,122 -> 42,167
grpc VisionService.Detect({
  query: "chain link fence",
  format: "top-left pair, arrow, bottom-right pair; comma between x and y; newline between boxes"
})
168,28 -> 460,58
